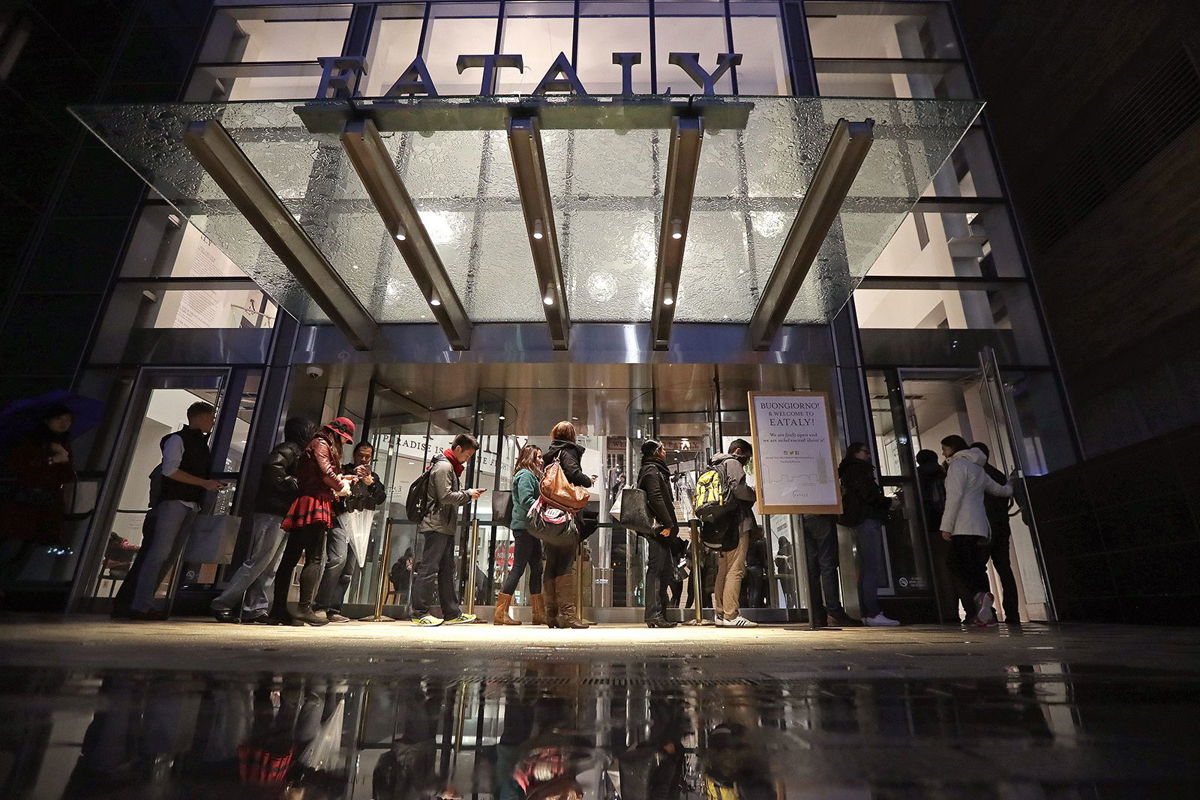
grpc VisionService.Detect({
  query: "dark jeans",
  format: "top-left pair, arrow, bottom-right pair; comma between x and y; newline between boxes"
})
803,515 -> 843,616
989,523 -> 1020,621
272,525 -> 325,614
950,535 -> 991,609
644,534 -> 675,621
412,531 -> 461,618
500,531 -> 543,595
542,538 -> 577,581
315,523 -> 353,610
853,518 -> 886,619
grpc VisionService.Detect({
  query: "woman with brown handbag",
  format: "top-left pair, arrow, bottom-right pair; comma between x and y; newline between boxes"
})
540,421 -> 593,629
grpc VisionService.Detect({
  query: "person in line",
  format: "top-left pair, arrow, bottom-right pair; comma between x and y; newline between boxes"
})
128,401 -> 223,620
211,417 -> 315,623
837,442 -> 901,627
915,448 -> 960,623
638,439 -> 679,629
268,417 -> 355,627
800,514 -> 859,627
411,433 -> 485,627
542,421 -> 592,629
710,439 -> 760,628
939,435 -> 1014,627
314,441 -> 387,623
972,442 -> 1021,624
0,405 -> 77,605
495,444 -> 546,626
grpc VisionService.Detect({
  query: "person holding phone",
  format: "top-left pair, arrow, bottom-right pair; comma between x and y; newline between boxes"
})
638,439 -> 679,629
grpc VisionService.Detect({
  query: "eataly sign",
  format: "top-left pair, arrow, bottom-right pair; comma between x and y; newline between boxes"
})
315,51 -> 744,99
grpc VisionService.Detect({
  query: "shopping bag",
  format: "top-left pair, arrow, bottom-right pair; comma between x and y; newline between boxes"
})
184,514 -> 241,564
611,488 -> 655,534
526,498 -> 575,544
492,490 -> 514,526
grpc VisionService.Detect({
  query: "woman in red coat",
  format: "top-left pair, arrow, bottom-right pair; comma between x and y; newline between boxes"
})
267,417 -> 355,626
0,406 -> 76,600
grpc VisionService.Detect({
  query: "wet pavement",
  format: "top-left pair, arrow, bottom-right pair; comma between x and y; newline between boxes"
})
1,619 -> 1199,798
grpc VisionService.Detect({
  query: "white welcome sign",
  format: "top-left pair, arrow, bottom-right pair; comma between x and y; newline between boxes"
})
747,391 -> 842,515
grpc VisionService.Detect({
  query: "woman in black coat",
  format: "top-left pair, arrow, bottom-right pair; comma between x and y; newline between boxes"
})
542,421 -> 593,629
638,440 -> 679,628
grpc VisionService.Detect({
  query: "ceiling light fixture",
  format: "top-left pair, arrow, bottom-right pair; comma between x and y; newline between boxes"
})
429,296 -> 442,307
394,229 -> 407,241
532,219 -> 544,240
670,219 -> 683,240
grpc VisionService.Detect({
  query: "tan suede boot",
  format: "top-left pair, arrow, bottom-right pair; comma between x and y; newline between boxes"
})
542,580 -> 560,628
554,574 -> 589,629
530,593 -> 547,626
493,592 -> 522,625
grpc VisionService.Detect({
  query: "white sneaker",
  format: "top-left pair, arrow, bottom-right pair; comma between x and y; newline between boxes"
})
863,613 -> 900,627
412,615 -> 444,627
974,593 -> 996,626
714,615 -> 727,627
725,614 -> 758,628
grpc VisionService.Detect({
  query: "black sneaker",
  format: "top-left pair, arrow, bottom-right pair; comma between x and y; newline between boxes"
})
212,607 -> 240,624
326,610 -> 352,624
828,610 -> 862,627
243,612 -> 272,624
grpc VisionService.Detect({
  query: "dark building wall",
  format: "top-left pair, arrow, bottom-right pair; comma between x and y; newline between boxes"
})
955,1 -> 1200,623
0,0 -> 210,407
953,0 -> 1200,457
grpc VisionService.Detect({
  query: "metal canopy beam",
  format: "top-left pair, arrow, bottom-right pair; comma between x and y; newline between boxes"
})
748,118 -> 875,351
507,116 -> 570,350
183,120 -> 379,350
651,116 -> 704,351
340,118 -> 473,350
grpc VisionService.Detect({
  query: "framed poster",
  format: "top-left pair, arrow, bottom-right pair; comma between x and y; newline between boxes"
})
747,391 -> 843,515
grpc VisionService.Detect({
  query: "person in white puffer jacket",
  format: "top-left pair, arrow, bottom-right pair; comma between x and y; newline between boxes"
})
938,435 -> 1014,627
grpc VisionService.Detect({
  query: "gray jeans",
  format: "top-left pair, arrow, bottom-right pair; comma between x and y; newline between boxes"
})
854,518 -> 887,619
130,499 -> 197,613
315,523 -> 353,610
211,513 -> 287,614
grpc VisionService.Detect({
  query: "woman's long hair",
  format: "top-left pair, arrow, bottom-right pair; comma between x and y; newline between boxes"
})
940,435 -> 970,454
550,420 -> 576,442
513,444 -> 543,478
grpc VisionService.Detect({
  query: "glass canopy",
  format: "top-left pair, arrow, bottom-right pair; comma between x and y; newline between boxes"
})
71,96 -> 981,328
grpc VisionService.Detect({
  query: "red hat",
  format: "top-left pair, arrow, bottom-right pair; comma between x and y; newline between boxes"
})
326,417 -> 355,443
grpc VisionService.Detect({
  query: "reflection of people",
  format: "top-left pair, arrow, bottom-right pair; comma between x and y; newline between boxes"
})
211,417 -> 315,624
618,695 -> 687,800
710,439 -> 760,628
638,439 -> 679,629
838,443 -> 900,627
496,445 -> 545,626
389,548 -> 414,607
315,441 -> 387,623
128,401 -> 223,620
373,680 -> 447,800
0,405 -> 76,601
773,537 -> 798,610
740,537 -> 769,609
973,442 -> 1021,625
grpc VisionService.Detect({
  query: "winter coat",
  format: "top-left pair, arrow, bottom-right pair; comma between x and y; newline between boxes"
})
417,454 -> 473,536
0,434 -> 76,544
637,456 -> 678,534
295,429 -> 345,501
545,439 -> 593,488
939,448 -> 1014,537
255,440 -> 303,515
510,468 -> 540,532
337,462 -> 387,513
838,457 -> 891,527
710,453 -> 758,536
915,460 -> 946,531
982,462 -> 1013,533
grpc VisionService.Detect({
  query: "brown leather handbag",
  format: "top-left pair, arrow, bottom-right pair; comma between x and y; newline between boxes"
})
539,456 -> 590,513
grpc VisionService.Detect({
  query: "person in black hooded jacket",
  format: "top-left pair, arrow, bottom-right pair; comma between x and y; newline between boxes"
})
542,421 -> 593,629
837,443 -> 900,627
638,440 -> 679,629
211,417 -> 315,623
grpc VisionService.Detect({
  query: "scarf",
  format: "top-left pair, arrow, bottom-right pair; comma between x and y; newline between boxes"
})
443,448 -> 465,477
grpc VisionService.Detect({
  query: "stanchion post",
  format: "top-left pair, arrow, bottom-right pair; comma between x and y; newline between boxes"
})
576,538 -> 584,618
466,519 -> 480,615
689,521 -> 704,624
364,518 -> 395,622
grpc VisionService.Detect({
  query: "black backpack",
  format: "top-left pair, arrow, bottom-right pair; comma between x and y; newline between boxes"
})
698,516 -> 739,553
404,456 -> 443,523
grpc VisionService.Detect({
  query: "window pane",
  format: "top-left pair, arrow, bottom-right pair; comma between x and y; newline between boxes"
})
816,61 -> 972,98
653,2 -> 731,95
867,207 -> 1026,279
186,64 -> 325,101
498,5 -> 575,94
806,1 -> 960,60
577,6 -> 651,94
363,4 -> 425,97
121,208 -> 250,279
199,5 -> 352,63
422,3 -> 501,95
924,128 -> 1002,197
731,8 -> 791,95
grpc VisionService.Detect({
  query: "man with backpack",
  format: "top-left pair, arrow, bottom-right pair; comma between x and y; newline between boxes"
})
408,434 -> 486,627
703,439 -> 760,628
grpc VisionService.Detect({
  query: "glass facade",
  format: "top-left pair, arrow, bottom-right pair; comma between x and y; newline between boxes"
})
32,0 -> 1074,625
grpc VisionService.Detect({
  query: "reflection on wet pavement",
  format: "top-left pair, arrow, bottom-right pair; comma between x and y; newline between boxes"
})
3,661 -> 1199,799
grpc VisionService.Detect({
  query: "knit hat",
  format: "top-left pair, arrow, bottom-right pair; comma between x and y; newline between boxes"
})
326,416 -> 355,443
641,438 -> 664,458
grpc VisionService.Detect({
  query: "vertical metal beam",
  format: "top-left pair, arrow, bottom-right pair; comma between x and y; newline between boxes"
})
183,120 -> 378,351
748,118 -> 874,350
340,118 -> 473,350
651,116 -> 704,350
508,115 -> 570,350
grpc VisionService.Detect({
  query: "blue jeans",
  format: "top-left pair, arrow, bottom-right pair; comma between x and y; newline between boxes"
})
130,499 -> 197,613
211,513 -> 287,614
315,523 -> 353,610
854,518 -> 887,619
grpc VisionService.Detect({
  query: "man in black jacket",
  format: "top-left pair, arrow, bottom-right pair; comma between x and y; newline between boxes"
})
314,441 -> 388,622
837,443 -> 900,627
973,442 -> 1020,624
638,440 -> 679,629
211,417 -> 314,623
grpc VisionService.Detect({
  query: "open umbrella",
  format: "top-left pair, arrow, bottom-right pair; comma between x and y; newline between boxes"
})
0,390 -> 104,455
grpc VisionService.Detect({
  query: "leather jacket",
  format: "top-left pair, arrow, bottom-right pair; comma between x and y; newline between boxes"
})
295,429 -> 345,501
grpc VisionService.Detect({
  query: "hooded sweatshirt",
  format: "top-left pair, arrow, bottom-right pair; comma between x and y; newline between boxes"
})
939,447 -> 1014,537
